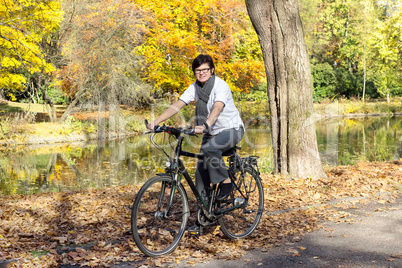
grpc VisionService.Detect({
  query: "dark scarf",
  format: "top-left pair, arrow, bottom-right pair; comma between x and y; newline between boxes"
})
195,75 -> 215,126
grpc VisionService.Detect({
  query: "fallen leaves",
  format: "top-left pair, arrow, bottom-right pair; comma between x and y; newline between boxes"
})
0,160 -> 401,267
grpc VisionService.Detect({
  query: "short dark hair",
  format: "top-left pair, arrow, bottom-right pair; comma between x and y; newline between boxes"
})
192,54 -> 215,74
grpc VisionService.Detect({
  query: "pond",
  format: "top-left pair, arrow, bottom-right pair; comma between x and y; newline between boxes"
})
0,116 -> 401,195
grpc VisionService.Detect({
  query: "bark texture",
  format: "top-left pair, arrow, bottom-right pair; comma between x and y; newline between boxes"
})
245,0 -> 327,179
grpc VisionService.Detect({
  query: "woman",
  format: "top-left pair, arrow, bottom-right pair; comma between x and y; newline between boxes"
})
148,54 -> 244,230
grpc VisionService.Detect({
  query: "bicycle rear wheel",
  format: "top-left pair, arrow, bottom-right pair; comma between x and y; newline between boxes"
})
131,175 -> 189,257
218,166 -> 264,239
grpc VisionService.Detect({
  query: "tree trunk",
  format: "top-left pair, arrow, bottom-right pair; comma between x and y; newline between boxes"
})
98,100 -> 106,147
38,76 -> 57,122
362,0 -> 366,103
40,90 -> 57,122
245,0 -> 327,179
58,88 -> 86,123
0,89 -> 5,102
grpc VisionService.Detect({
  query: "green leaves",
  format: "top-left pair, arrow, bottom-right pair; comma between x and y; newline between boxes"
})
369,6 -> 402,97
301,0 -> 402,100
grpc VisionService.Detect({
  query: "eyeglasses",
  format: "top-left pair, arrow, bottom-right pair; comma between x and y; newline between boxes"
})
194,68 -> 211,74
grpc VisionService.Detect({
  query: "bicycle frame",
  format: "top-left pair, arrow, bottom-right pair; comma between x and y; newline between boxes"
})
170,134 -> 214,220
160,133 -> 248,222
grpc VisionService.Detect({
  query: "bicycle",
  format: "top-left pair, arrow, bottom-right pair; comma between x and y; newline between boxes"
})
131,121 -> 264,257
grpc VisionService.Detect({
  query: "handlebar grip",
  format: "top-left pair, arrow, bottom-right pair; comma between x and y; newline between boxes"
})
166,126 -> 181,136
144,119 -> 149,127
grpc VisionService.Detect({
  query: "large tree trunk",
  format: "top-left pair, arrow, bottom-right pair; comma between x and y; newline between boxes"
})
246,0 -> 327,179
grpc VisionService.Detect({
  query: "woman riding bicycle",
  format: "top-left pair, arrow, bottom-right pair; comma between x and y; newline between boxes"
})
147,54 -> 244,231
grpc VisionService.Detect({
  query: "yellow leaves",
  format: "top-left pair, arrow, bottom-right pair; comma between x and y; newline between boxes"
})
212,226 -> 221,236
59,0 -> 148,98
135,0 -> 264,93
0,234 -> 12,248
266,196 -> 277,202
1,57 -> 22,69
0,0 -> 62,91
313,193 -> 321,199
0,73 -> 27,91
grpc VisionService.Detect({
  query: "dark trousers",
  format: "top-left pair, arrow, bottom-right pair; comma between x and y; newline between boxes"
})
195,127 -> 244,203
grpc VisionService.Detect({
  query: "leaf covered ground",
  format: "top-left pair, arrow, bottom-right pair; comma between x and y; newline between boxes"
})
0,160 -> 401,267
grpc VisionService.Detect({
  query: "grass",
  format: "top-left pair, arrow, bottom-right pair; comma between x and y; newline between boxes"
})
314,97 -> 402,116
0,101 -> 66,114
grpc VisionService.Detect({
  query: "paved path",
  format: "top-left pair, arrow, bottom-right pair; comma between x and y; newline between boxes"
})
177,194 -> 402,268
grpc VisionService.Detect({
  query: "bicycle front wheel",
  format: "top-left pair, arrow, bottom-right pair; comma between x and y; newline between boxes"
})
218,166 -> 264,239
131,175 -> 189,257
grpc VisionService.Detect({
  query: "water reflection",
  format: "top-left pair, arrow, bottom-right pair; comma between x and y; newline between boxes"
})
0,117 -> 401,195
317,117 -> 402,165
0,138 -> 158,195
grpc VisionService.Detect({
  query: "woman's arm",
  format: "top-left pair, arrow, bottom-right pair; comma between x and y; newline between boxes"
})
194,101 -> 224,134
206,101 -> 224,127
148,100 -> 186,129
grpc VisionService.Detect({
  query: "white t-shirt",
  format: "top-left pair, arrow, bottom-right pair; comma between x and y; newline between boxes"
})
179,76 -> 244,135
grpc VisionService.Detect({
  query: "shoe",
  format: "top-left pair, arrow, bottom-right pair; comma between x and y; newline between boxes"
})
216,182 -> 234,201
187,222 -> 201,235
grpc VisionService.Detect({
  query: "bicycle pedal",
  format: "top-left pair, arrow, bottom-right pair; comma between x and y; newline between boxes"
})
187,224 -> 203,235
189,229 -> 201,235
188,229 -> 203,235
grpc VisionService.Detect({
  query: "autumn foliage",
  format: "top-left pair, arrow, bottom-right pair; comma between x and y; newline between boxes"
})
56,0 -> 150,106
46,0 -> 266,110
0,0 -> 62,99
0,160 -> 401,266
134,0 -> 265,93
1,0 -> 402,106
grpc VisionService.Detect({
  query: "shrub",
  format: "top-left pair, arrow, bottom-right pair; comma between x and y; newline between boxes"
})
311,62 -> 337,102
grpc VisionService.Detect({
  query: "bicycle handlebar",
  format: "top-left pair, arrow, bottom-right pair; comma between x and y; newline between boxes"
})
144,119 -> 196,136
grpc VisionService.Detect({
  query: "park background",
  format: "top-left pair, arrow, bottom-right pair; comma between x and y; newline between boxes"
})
1,0 -> 402,127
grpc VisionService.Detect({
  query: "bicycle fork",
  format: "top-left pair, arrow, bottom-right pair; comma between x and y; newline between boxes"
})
154,179 -> 178,220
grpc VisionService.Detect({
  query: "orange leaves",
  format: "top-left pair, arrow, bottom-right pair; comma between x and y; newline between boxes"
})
0,161 -> 401,266
57,0 -> 265,105
135,0 -> 265,93
0,185 -> 140,266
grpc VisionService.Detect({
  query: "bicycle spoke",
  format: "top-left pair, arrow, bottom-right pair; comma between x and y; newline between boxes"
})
219,167 -> 264,239
131,176 -> 189,257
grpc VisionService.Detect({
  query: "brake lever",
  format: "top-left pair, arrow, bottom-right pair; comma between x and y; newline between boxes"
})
154,125 -> 164,132
144,119 -> 163,132
184,128 -> 197,136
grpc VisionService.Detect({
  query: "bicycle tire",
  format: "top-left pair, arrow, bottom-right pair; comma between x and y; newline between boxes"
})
218,166 -> 264,239
131,175 -> 189,257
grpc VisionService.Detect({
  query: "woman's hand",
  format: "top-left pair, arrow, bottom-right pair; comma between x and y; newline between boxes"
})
147,121 -> 157,130
194,125 -> 206,134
